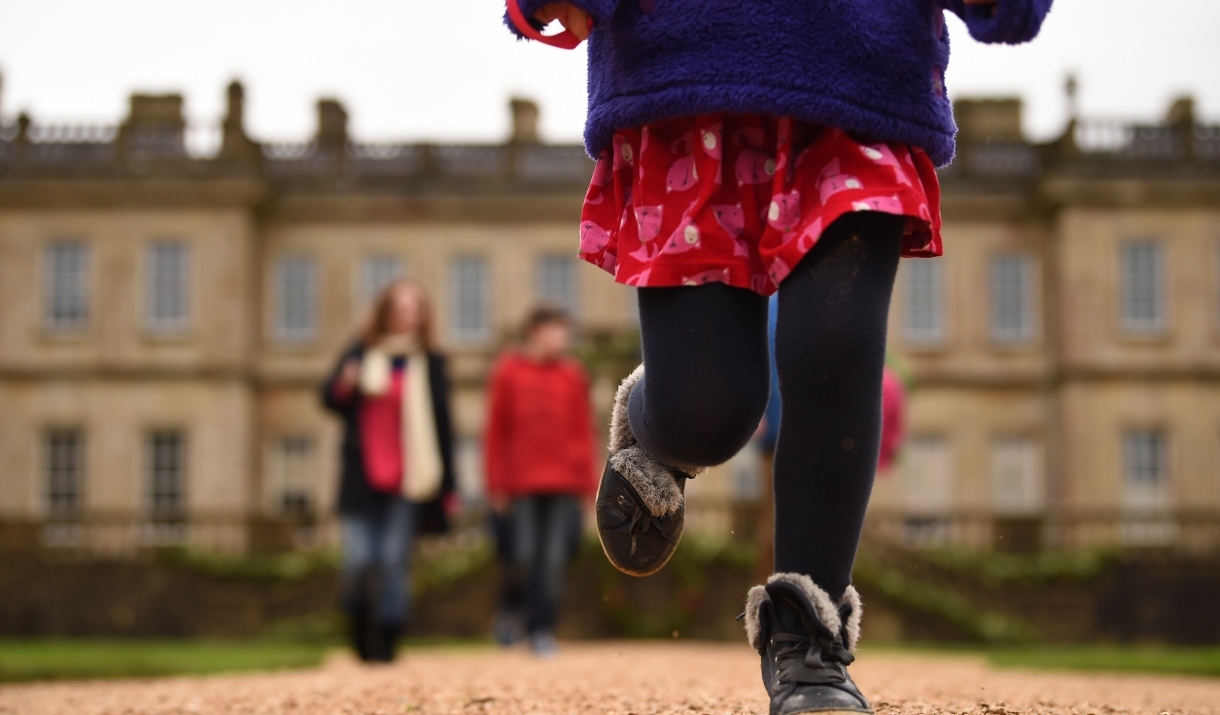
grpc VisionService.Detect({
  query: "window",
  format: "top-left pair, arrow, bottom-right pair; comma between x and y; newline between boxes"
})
535,254 -> 578,318
1123,429 -> 1169,509
990,437 -> 1043,515
274,255 -> 317,342
146,242 -> 190,333
1121,241 -> 1165,333
275,437 -> 316,516
902,435 -> 954,546
44,241 -> 89,331
44,430 -> 84,518
989,254 -> 1033,343
1216,241 -> 1220,333
449,256 -> 490,343
358,255 -> 403,311
147,431 -> 187,520
903,260 -> 945,345
455,436 -> 485,503
902,435 -> 954,514
728,440 -> 764,501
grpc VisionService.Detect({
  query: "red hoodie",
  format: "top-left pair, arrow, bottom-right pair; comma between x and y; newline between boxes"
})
484,352 -> 597,499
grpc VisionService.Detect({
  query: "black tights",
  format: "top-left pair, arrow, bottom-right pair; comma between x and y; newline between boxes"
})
628,213 -> 904,599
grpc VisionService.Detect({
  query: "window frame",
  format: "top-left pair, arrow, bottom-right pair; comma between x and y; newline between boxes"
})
534,253 -> 579,319
1121,428 -> 1171,511
146,430 -> 188,522
43,240 -> 91,333
43,428 -> 85,520
1119,240 -> 1167,336
902,259 -> 947,347
273,435 -> 317,517
144,240 -> 192,335
448,255 -> 491,345
902,433 -> 955,515
989,435 -> 1044,515
273,254 -> 318,343
988,253 -> 1035,345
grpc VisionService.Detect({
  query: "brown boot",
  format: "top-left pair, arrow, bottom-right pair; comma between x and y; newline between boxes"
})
595,365 -> 701,577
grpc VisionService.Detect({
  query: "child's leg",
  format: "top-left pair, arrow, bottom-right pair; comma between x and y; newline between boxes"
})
629,283 -> 770,469
596,282 -> 769,576
740,213 -> 904,715
772,212 -> 905,598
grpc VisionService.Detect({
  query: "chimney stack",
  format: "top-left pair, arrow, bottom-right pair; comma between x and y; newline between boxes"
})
509,98 -> 540,144
220,80 -> 257,161
952,98 -> 1024,143
316,99 -> 348,150
120,93 -> 186,159
1166,96 -> 1195,127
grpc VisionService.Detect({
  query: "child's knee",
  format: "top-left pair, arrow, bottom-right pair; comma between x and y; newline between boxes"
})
630,383 -> 764,468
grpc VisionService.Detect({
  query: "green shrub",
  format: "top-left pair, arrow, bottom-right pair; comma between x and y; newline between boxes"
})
921,548 -> 1118,585
853,555 -> 1040,645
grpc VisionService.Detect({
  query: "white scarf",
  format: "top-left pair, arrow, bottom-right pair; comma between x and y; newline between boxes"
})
358,334 -> 443,502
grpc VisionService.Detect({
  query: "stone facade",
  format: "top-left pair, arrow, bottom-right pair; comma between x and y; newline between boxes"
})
1,83 -> 1218,553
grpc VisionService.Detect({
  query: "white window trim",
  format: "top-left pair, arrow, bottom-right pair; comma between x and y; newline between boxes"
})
449,255 -> 491,345
535,253 -> 579,319
989,435 -> 1044,516
43,240 -> 91,333
273,255 -> 318,343
988,253 -> 1036,345
272,435 -> 317,516
146,430 -> 188,520
902,434 -> 955,515
1119,240 -> 1168,336
144,241 -> 192,336
1121,428 -> 1172,511
42,428 -> 85,519
902,259 -> 947,347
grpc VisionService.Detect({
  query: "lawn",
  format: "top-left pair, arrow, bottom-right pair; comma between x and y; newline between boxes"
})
988,645 -> 1220,678
0,639 -> 330,683
4,639 -> 1220,684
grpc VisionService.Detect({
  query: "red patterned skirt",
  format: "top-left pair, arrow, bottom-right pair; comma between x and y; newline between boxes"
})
579,114 -> 943,295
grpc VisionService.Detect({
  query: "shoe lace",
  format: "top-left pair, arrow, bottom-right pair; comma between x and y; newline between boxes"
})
769,628 -> 855,686
622,495 -> 674,555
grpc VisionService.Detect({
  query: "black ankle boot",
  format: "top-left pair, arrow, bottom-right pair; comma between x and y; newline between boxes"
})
743,573 -> 871,715
370,622 -> 402,663
595,365 -> 702,577
347,602 -> 373,662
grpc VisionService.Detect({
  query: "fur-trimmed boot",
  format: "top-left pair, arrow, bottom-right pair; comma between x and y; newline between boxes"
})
596,365 -> 704,577
743,573 -> 871,715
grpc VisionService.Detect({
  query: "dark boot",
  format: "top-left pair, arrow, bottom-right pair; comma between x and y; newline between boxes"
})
743,573 -> 871,715
347,601 -> 373,662
596,365 -> 702,577
370,622 -> 402,663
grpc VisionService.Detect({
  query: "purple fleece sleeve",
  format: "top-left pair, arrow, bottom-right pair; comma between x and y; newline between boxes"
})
942,0 -> 1053,44
504,0 -> 622,39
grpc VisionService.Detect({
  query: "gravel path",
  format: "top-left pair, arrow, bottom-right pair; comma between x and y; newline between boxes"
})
1,642 -> 1216,715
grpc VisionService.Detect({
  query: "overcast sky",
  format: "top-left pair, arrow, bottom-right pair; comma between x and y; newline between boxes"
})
1,1 -> 1217,148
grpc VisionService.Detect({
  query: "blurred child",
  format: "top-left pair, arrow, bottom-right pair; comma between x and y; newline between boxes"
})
507,0 -> 1051,710
484,306 -> 596,656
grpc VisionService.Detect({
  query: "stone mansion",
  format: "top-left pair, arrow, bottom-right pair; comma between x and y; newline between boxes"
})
1,80 -> 1218,554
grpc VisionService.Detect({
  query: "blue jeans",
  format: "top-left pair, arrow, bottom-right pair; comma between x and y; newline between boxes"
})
340,498 -> 415,626
510,494 -> 580,634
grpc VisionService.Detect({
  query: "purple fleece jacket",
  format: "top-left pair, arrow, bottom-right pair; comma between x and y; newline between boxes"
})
508,0 -> 1052,166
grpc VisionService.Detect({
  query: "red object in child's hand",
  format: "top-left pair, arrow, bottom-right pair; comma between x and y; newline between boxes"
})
506,0 -> 592,49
